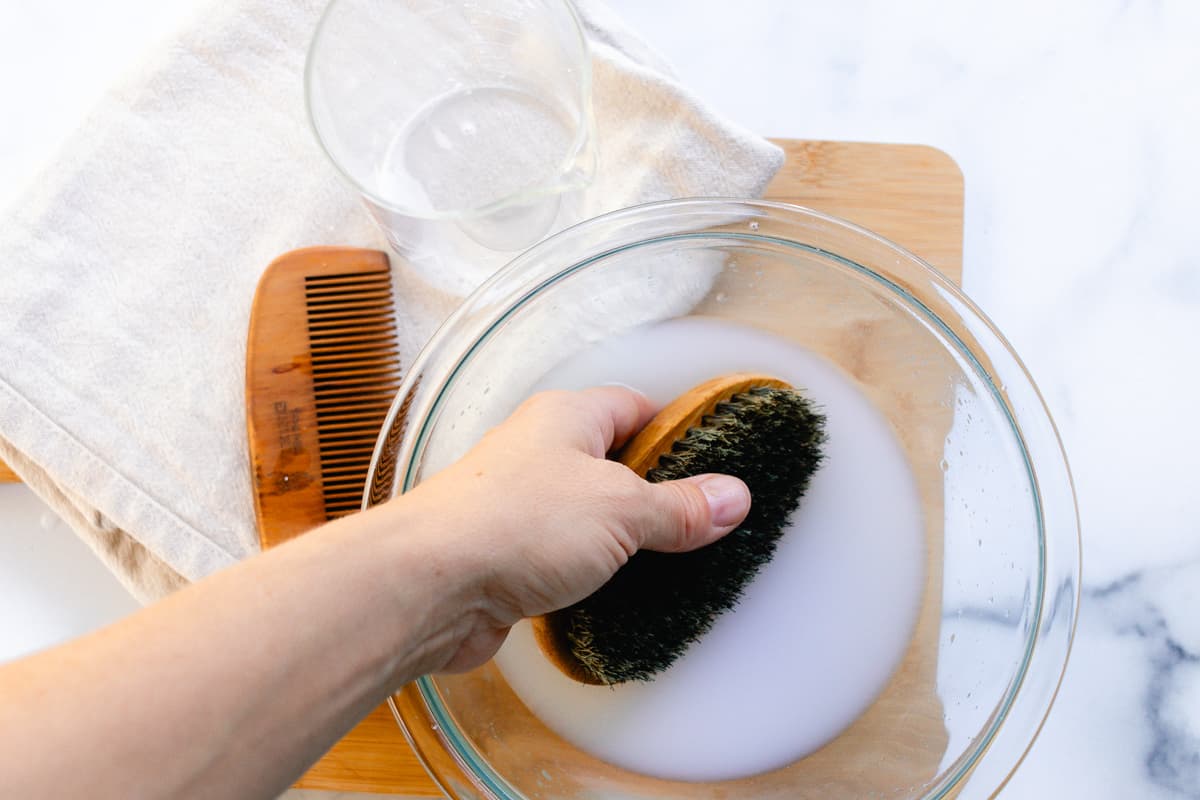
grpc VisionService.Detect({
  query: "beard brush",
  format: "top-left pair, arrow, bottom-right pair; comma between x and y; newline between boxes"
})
531,373 -> 827,686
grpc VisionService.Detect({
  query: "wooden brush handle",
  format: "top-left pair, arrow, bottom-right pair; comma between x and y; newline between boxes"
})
531,373 -> 790,684
616,373 -> 792,477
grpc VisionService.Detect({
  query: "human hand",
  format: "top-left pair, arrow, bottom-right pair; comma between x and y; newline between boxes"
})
395,386 -> 751,674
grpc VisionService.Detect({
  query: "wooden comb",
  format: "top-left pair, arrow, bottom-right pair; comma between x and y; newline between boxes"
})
245,246 -> 403,546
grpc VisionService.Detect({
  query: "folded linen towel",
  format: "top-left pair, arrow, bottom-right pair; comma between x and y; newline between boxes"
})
0,0 -> 782,601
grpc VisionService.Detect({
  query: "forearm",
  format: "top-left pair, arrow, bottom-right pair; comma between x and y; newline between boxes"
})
0,501 -> 477,800
0,386 -> 741,799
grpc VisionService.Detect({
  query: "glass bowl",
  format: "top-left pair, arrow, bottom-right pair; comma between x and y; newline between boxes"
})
364,199 -> 1080,799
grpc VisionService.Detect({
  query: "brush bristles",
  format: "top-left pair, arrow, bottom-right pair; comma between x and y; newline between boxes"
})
304,271 -> 401,519
550,387 -> 827,685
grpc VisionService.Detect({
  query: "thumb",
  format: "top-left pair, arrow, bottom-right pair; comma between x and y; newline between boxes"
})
636,473 -> 751,553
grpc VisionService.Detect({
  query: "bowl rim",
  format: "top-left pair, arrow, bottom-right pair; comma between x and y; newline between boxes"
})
368,197 -> 1082,799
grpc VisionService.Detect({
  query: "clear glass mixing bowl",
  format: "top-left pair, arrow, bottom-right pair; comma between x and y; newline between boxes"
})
364,199 -> 1080,799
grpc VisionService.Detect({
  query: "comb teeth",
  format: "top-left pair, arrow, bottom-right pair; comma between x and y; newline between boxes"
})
305,270 -> 402,519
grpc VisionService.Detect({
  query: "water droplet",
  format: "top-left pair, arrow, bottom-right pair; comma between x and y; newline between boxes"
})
950,633 -> 956,643
939,458 -> 948,471
715,292 -> 728,303
749,221 -> 760,231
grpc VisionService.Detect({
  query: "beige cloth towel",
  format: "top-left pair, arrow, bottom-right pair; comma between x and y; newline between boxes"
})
0,0 -> 782,602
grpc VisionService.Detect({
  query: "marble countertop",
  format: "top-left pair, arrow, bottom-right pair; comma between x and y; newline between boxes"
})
1,0 -> 1197,797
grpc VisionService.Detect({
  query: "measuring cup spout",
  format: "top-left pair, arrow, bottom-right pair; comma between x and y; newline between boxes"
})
551,133 -> 597,194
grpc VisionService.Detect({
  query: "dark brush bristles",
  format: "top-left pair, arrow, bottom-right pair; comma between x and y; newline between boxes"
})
543,387 -> 826,685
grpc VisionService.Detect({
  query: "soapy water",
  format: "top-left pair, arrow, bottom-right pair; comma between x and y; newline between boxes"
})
374,85 -> 577,252
493,317 -> 926,782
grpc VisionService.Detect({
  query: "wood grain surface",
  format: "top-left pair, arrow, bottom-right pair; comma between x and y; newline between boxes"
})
266,138 -> 965,795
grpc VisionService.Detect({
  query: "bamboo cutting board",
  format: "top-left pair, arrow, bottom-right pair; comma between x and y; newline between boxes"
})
270,138 -> 965,795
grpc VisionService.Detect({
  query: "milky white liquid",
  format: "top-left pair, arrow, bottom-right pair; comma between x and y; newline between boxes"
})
492,317 -> 926,782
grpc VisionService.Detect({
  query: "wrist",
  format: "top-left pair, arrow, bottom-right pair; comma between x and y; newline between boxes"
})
342,497 -> 493,682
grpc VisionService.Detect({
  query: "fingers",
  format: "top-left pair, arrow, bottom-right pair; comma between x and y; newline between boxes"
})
502,388 -> 750,551
511,386 -> 655,457
580,385 -> 655,452
632,473 -> 751,553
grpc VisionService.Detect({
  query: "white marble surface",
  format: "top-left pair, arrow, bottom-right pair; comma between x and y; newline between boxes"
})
1,0 -> 1198,797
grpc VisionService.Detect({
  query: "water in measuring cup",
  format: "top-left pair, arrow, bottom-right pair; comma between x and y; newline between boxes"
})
493,317 -> 927,782
375,86 -> 576,253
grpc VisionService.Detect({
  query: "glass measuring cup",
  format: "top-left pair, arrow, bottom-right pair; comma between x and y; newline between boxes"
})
305,0 -> 595,293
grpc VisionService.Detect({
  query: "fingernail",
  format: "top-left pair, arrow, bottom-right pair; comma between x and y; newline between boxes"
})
695,474 -> 750,529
